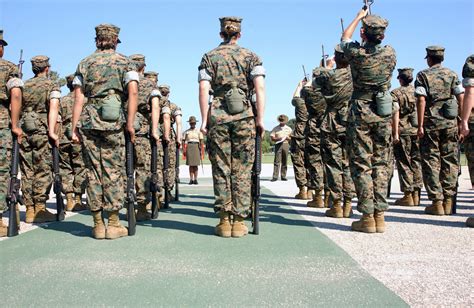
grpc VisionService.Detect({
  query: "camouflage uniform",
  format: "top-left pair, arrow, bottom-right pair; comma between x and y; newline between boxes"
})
290,97 -> 308,188
316,64 -> 354,203
415,46 -> 464,203
73,34 -> 139,212
462,55 -> 474,187
303,74 -> 326,195
20,56 -> 61,209
0,41 -> 24,213
391,69 -> 423,195
58,82 -> 87,200
341,16 -> 397,215
198,22 -> 265,217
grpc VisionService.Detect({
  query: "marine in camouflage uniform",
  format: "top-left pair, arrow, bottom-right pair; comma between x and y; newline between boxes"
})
290,80 -> 310,200
341,11 -> 396,233
460,55 -> 474,228
391,68 -> 423,206
198,16 -> 266,238
0,30 -> 23,236
72,24 -> 139,239
129,54 -> 161,220
303,70 -> 326,208
57,75 -> 87,211
315,45 -> 355,218
144,71 -> 158,85
415,46 -> 464,216
20,56 -> 61,223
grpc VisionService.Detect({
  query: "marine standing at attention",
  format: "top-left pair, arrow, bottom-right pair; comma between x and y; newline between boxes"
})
198,16 -> 266,238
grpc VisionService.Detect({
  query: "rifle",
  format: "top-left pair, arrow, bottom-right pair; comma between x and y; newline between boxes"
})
150,138 -> 160,219
453,144 -> 461,214
125,132 -> 136,235
6,135 -> 20,237
302,65 -> 308,82
162,139 -> 170,209
321,45 -> 328,68
52,145 -> 65,221
363,0 -> 374,15
18,49 -> 24,79
340,18 -> 345,33
251,128 -> 262,235
175,142 -> 180,201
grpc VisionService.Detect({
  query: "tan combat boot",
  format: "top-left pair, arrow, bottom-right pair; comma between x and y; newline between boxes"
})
34,204 -> 57,223
307,190 -> 324,208
231,216 -> 248,238
25,205 -> 35,223
91,210 -> 106,239
395,191 -> 415,206
412,189 -> 421,206
325,199 -> 343,218
374,210 -> 385,233
0,213 -> 7,237
72,195 -> 87,211
466,217 -> 474,228
136,205 -> 151,222
351,213 -> 376,233
215,212 -> 232,238
105,210 -> 128,239
306,190 -> 314,200
324,190 -> 330,208
424,200 -> 444,215
343,197 -> 353,218
294,186 -> 308,200
443,196 -> 453,215
65,193 -> 75,211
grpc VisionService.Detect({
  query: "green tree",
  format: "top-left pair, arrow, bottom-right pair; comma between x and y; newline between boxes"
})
48,70 -> 66,87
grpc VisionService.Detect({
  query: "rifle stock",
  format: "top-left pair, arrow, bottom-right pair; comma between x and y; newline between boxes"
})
251,128 -> 261,235
125,132 -> 136,235
52,145 -> 65,221
163,139 -> 170,209
7,135 -> 20,237
150,139 -> 160,219
363,0 -> 374,14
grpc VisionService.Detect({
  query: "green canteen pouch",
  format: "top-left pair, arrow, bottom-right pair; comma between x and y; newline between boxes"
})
442,99 -> 458,120
375,91 -> 393,117
22,107 -> 38,133
224,82 -> 246,115
100,91 -> 122,121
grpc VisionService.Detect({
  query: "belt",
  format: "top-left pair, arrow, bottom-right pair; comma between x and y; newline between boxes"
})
352,91 -> 375,100
187,141 -> 200,144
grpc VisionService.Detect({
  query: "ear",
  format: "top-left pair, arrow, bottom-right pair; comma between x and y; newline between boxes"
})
360,28 -> 367,41
219,32 -> 224,39
236,32 -> 242,39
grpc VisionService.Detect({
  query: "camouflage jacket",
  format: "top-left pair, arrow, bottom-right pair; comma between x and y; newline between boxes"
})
0,58 -> 23,129
302,68 -> 326,127
198,42 -> 265,125
315,67 -> 353,133
60,91 -> 74,125
341,40 -> 396,124
21,75 -> 60,134
391,84 -> 417,136
291,97 -> 308,139
135,73 -> 160,136
160,98 -> 182,139
462,55 -> 474,124
415,64 -> 463,130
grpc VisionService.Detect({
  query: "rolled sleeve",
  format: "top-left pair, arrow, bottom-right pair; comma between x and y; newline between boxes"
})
72,75 -> 83,87
124,71 -> 139,85
161,106 -> 171,115
453,84 -> 465,95
198,69 -> 212,82
415,86 -> 427,97
150,89 -> 162,98
463,78 -> 474,88
250,65 -> 266,79
173,108 -> 183,117
6,77 -> 24,91
50,90 -> 61,100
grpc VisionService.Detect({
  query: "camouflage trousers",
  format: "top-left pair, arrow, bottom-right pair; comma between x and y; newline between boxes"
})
59,133 -> 87,195
305,118 -> 324,192
347,118 -> 392,214
208,117 -> 256,217
162,138 -> 176,191
20,132 -> 53,207
321,130 -> 354,201
290,137 -> 308,188
464,123 -> 474,186
135,135 -> 152,207
0,128 -> 12,212
394,134 -> 423,192
420,127 -> 459,201
81,129 -> 125,212
272,141 -> 289,180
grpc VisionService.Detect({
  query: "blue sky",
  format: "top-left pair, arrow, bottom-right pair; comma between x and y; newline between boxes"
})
1,0 -> 473,129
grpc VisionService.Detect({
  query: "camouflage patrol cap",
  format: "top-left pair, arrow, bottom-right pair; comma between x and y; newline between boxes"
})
362,15 -> 388,35
425,46 -> 445,59
462,55 -> 474,79
219,16 -> 242,33
0,30 -> 8,46
144,71 -> 158,78
31,55 -> 50,71
278,114 -> 288,123
397,68 -> 414,79
129,54 -> 146,69
158,84 -> 170,90
95,23 -> 121,43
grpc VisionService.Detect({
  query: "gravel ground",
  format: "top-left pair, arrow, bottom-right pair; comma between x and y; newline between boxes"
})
2,164 -> 473,307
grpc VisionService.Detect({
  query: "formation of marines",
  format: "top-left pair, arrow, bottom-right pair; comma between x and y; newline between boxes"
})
0,5 -> 473,240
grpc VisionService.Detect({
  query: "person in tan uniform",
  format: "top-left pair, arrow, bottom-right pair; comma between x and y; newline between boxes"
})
270,114 -> 292,181
183,116 -> 204,184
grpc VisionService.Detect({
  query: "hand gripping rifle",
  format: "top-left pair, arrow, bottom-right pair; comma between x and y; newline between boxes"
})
162,139 -> 170,209
251,128 -> 262,235
302,65 -> 309,82
150,138 -> 160,219
363,0 -> 374,15
175,142 -> 180,201
125,132 -> 136,235
7,135 -> 20,237
52,145 -> 65,221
